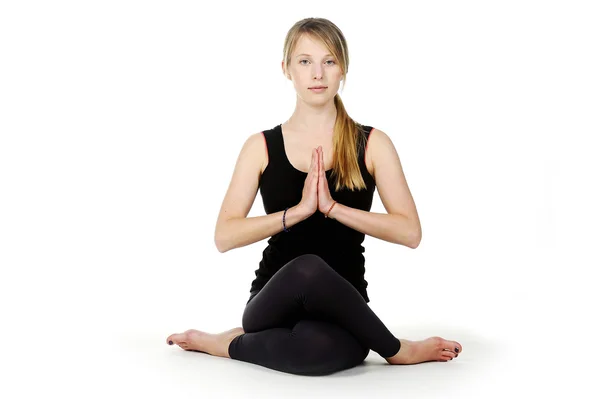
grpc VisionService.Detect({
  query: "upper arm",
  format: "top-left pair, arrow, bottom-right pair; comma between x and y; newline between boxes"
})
368,128 -> 422,237
215,132 -> 267,234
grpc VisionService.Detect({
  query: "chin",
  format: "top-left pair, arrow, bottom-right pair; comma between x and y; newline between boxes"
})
303,96 -> 332,104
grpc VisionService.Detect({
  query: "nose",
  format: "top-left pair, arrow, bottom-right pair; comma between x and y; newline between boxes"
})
313,65 -> 323,80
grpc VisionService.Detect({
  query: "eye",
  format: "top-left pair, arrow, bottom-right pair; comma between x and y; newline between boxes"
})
299,60 -> 337,65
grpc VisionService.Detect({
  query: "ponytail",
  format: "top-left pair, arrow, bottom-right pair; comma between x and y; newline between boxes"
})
331,94 -> 367,192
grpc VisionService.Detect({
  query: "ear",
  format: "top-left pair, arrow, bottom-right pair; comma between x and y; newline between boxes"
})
281,61 -> 291,80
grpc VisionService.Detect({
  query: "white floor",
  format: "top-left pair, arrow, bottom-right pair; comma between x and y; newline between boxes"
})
3,240 -> 597,398
115,324 -> 504,399
5,298 -> 592,399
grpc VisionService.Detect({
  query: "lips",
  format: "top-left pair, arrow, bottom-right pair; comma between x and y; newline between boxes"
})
310,86 -> 327,89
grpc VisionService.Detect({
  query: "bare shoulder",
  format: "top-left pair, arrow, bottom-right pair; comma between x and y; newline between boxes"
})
364,127 -> 392,176
247,131 -> 268,175
238,131 -> 268,175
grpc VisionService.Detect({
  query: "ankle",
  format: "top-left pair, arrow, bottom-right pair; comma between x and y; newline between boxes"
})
217,330 -> 244,358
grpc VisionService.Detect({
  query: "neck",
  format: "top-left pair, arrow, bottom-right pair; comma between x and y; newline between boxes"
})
286,97 -> 338,133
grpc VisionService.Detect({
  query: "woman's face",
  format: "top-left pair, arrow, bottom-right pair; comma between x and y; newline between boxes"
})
283,34 -> 343,104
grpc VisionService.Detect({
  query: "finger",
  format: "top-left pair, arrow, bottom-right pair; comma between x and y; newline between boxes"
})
316,150 -> 323,183
319,147 -> 325,174
318,147 -> 322,172
318,148 -> 321,174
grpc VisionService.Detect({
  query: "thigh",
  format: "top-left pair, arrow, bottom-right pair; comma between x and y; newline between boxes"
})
241,254 -> 400,359
242,254 -> 325,333
229,318 -> 369,376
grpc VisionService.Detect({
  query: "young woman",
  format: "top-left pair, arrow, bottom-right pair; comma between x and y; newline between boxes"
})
167,17 -> 462,376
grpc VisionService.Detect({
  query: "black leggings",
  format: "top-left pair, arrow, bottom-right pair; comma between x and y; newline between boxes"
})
228,254 -> 401,376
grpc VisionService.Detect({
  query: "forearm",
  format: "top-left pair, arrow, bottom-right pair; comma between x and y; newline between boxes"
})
215,205 -> 311,253
327,202 -> 421,248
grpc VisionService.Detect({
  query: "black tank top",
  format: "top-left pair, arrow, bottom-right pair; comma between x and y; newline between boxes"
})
249,123 -> 377,303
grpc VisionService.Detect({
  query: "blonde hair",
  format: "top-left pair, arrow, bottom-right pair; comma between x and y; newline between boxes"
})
282,18 -> 367,192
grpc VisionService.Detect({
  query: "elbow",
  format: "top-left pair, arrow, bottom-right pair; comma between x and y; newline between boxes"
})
214,227 -> 229,253
410,236 -> 421,249
397,215 -> 421,249
215,239 -> 226,253
214,233 -> 230,253
214,218 -> 231,253
215,218 -> 242,253
408,228 -> 422,249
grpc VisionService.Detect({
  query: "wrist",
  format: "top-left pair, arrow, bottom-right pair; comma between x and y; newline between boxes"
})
292,204 -> 313,221
325,201 -> 338,219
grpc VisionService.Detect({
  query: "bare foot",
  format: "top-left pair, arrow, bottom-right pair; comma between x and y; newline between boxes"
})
385,337 -> 463,365
166,327 -> 245,358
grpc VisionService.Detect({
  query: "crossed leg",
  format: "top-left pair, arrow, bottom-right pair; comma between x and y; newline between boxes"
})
167,254 -> 462,375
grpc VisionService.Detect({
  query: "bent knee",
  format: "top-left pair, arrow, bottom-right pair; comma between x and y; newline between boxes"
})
285,254 -> 331,280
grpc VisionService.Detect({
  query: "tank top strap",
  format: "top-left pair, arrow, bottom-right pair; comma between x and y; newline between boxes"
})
261,124 -> 288,170
358,124 -> 374,166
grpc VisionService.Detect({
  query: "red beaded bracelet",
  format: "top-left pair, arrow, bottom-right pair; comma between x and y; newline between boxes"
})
325,201 -> 337,218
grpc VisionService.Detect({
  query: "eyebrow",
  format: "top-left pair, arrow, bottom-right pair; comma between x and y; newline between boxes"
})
295,53 -> 334,58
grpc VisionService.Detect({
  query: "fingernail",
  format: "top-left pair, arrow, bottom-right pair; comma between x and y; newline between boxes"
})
454,347 -> 459,353
168,340 -> 173,345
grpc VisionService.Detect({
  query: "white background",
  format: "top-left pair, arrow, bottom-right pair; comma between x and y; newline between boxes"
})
1,0 -> 598,398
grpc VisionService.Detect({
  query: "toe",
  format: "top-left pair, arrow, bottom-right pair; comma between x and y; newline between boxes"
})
167,333 -> 185,345
434,337 -> 456,351
453,341 -> 462,354
438,339 -> 460,359
441,348 -> 456,361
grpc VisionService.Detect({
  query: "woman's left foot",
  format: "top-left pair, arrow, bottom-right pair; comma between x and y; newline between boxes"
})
385,336 -> 462,364
166,327 -> 245,358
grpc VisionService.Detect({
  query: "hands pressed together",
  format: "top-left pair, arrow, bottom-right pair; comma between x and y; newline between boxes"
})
298,146 -> 336,218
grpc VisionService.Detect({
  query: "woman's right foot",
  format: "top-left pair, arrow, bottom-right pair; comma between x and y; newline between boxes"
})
166,327 -> 245,358
385,337 -> 462,364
